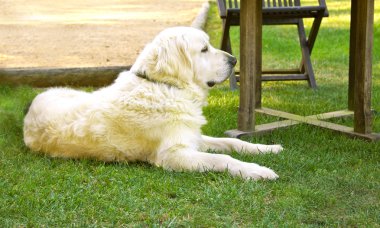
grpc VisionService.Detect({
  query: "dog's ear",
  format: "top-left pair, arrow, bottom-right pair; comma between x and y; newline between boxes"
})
131,35 -> 193,88
130,42 -> 156,77
155,42 -> 172,75
154,36 -> 193,80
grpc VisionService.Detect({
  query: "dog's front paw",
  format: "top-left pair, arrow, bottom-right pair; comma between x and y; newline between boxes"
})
235,163 -> 279,180
240,143 -> 283,155
265,145 -> 283,154
246,144 -> 284,154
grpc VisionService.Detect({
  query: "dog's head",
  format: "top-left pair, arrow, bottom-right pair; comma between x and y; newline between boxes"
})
130,27 -> 237,90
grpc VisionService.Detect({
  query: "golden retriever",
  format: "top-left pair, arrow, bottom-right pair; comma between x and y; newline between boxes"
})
24,27 -> 282,180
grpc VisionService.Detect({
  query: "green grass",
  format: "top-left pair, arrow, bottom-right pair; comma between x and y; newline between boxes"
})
1,0 -> 380,226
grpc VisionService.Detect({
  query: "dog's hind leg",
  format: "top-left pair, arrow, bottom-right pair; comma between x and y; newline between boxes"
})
200,135 -> 283,155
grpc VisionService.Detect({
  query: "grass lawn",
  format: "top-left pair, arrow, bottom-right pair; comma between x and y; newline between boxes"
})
1,0 -> 380,226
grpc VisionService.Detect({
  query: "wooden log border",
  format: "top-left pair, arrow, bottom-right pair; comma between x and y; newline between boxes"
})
0,66 -> 131,87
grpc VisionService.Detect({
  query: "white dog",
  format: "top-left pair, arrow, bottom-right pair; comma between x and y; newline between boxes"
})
24,27 -> 282,180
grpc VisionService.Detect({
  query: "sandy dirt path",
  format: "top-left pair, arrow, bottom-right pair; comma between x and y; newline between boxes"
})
0,0 -> 205,68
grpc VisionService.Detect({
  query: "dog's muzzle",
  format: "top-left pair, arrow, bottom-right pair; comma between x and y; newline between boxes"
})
207,55 -> 237,88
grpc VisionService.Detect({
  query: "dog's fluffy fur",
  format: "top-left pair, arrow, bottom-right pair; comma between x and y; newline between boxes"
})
24,27 -> 282,180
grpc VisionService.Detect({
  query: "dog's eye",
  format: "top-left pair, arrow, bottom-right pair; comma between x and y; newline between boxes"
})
201,46 -> 208,53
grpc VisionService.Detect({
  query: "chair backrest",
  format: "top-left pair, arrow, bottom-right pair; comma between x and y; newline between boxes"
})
217,0 -> 328,21
262,0 -> 301,8
218,0 -> 327,12
219,0 -> 302,9
227,0 -> 239,8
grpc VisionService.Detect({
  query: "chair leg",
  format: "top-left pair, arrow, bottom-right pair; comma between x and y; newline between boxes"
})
229,71 -> 238,90
226,37 -> 238,90
298,13 -> 324,75
221,20 -> 238,90
297,20 -> 317,89
221,20 -> 229,51
307,13 -> 324,55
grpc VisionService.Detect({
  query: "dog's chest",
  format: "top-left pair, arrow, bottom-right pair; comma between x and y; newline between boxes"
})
117,86 -> 207,127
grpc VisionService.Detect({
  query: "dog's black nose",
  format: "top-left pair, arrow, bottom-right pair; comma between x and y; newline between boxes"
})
229,56 -> 237,66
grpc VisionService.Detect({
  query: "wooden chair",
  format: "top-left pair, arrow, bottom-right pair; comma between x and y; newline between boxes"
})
216,0 -> 329,89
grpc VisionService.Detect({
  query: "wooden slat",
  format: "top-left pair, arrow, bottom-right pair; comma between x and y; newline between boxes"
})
310,110 -> 354,119
254,120 -> 296,132
226,108 -> 380,141
216,0 -> 227,18
253,110 -> 354,133
257,108 -> 353,132
227,107 -> 379,141
227,120 -> 295,137
226,123 -> 380,141
236,68 -> 301,75
234,0 -> 238,8
233,74 -> 308,82
263,6 -> 326,15
256,108 -> 354,119
261,75 -> 307,81
262,69 -> 300,74
225,129 -> 249,138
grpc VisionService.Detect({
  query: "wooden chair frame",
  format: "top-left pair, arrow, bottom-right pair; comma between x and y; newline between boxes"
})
216,0 -> 329,89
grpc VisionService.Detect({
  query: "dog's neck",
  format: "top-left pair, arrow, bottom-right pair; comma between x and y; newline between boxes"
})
133,71 -> 208,106
135,71 -> 180,89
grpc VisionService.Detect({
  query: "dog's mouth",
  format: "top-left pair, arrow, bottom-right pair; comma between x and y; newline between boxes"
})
207,73 -> 231,88
207,69 -> 234,88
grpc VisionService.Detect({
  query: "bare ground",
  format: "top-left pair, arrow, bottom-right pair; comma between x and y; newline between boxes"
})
0,0 -> 205,68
